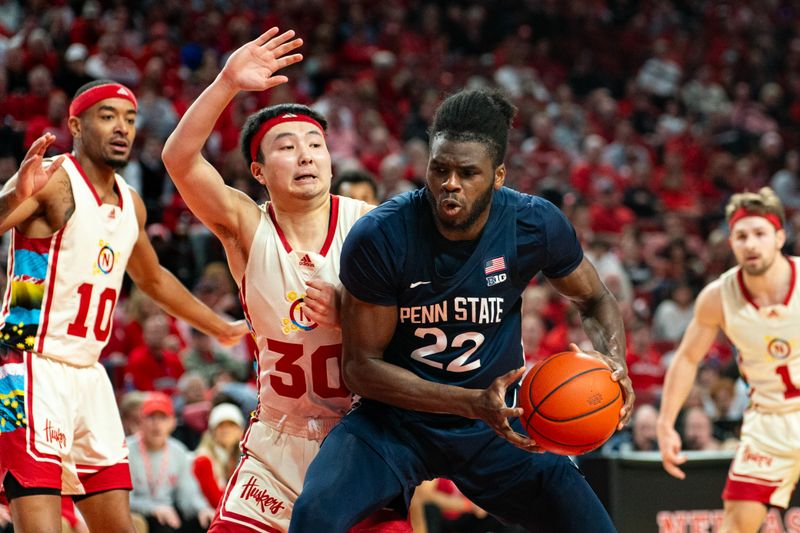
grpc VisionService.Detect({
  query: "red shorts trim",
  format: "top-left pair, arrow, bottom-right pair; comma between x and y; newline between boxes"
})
0,418 -> 61,490
76,462 -> 132,494
723,478 -> 779,506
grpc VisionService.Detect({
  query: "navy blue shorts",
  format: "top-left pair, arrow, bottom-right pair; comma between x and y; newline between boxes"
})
289,402 -> 616,533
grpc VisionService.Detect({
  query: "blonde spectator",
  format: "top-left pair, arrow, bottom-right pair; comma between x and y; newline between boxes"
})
191,403 -> 245,508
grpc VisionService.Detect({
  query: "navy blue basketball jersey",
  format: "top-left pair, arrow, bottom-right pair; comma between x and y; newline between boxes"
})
340,187 -> 582,394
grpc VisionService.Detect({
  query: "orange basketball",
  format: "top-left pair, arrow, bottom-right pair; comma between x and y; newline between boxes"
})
519,351 -> 623,456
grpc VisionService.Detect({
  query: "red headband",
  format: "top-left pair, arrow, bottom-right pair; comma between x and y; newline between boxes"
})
728,207 -> 783,231
69,83 -> 138,118
249,113 -> 324,163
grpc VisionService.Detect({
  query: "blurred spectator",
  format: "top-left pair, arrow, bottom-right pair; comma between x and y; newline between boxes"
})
651,281 -> 695,343
128,393 -> 215,533
332,168 -> 380,205
770,149 -> 800,210
54,43 -> 94,98
625,322 -> 666,405
636,38 -> 682,100
119,390 -> 148,437
23,90 -> 71,155
181,328 -> 247,385
681,407 -> 721,451
410,478 -> 519,533
603,404 -> 659,454
85,33 -> 140,87
125,314 -> 185,393
191,403 -> 245,509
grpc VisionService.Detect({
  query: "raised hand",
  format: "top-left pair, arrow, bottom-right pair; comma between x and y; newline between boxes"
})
470,367 -> 542,453
569,342 -> 635,429
219,27 -> 304,92
16,133 -> 64,202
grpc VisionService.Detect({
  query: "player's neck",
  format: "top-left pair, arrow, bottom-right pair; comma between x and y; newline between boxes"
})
73,151 -> 117,189
270,194 -> 331,252
741,254 -> 791,304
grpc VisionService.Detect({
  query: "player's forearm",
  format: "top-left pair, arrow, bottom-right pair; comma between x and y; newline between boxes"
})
343,356 -> 478,417
162,76 -> 238,176
657,353 -> 700,429
142,267 -> 231,338
576,289 -> 628,370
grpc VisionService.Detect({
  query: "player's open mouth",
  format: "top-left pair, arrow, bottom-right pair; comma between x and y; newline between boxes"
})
440,198 -> 462,215
294,174 -> 317,182
109,140 -> 128,152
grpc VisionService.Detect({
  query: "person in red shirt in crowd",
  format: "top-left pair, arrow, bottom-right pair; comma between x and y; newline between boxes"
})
6,65 -> 54,123
23,91 -> 72,156
588,180 -> 636,236
625,321 -> 667,406
125,314 -> 185,393
570,134 -> 625,199
653,150 -> 702,217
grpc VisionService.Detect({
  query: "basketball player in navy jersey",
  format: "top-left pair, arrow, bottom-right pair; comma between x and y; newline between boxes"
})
0,81 -> 247,532
290,89 -> 635,532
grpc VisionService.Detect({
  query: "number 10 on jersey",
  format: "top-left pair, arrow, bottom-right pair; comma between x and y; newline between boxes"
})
67,283 -> 117,341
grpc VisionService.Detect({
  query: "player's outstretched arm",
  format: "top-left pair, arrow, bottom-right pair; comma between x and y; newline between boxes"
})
125,191 -> 249,345
0,133 -> 65,234
657,282 -> 722,480
547,257 -> 634,427
162,28 -> 303,242
340,289 -> 538,452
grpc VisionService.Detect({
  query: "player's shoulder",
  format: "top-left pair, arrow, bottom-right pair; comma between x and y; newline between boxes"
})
694,279 -> 724,323
358,189 -> 423,227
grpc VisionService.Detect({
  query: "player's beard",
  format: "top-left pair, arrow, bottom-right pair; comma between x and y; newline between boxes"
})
740,250 -> 777,276
103,155 -> 129,169
426,183 -> 494,233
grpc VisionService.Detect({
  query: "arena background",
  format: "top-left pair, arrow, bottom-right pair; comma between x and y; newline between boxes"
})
2,1 -> 800,532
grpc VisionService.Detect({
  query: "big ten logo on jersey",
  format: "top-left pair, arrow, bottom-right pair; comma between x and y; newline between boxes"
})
280,290 -> 317,334
484,255 -> 507,287
92,240 -> 119,275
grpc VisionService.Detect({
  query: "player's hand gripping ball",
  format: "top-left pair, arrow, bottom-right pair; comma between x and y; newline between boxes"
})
519,351 -> 623,455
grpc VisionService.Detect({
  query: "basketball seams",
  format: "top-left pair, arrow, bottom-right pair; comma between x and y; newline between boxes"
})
532,367 -> 612,412
535,389 -> 621,422
519,352 -> 621,455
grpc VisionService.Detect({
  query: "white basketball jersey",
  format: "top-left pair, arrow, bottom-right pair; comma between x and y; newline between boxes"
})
0,154 -> 139,366
240,195 -> 365,420
719,256 -> 800,411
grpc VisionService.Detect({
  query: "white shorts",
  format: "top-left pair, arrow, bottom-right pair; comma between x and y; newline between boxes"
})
209,417 -> 331,532
723,409 -> 800,508
0,349 -> 131,495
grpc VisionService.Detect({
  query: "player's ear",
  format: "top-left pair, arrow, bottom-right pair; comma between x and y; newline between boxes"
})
777,227 -> 787,249
250,161 -> 266,185
494,163 -> 506,190
68,116 -> 81,138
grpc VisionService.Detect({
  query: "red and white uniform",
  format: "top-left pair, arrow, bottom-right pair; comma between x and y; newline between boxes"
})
719,257 -> 800,507
0,154 -> 138,495
212,195 -> 363,532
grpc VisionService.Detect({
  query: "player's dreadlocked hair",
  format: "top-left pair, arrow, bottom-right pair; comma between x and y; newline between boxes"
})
240,103 -> 328,164
428,89 -> 517,168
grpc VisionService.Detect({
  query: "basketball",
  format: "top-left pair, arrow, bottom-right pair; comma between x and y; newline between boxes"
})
519,351 -> 623,456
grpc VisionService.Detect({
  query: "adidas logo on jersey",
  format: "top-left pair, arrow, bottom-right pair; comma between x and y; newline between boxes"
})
299,254 -> 315,269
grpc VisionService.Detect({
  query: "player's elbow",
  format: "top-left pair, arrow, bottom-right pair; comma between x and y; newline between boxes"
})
341,356 -> 368,396
161,136 -> 187,175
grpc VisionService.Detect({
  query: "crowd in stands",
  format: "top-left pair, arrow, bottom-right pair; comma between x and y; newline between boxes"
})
2,0 -> 800,530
